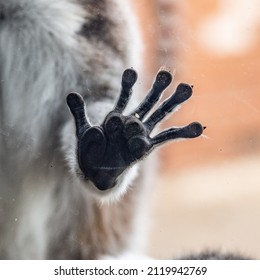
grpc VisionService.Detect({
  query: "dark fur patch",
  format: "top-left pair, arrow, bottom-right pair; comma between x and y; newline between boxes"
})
78,0 -> 124,56
81,15 -> 113,41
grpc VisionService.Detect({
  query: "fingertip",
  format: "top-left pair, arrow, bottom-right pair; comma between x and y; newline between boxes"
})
188,122 -> 204,138
67,92 -> 84,104
122,68 -> 138,88
155,70 -> 172,89
66,92 -> 85,111
175,83 -> 193,103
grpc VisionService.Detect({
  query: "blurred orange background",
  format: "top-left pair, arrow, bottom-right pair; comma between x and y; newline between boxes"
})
133,0 -> 260,259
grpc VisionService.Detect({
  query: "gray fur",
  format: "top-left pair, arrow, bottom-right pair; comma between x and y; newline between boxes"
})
0,0 -> 144,259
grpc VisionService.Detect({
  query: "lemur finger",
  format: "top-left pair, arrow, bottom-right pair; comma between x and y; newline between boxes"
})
66,93 -> 91,138
151,122 -> 204,146
131,70 -> 172,120
113,68 -> 138,113
144,83 -> 193,133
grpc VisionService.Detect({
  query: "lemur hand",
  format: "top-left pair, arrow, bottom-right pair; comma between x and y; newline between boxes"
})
67,69 -> 204,191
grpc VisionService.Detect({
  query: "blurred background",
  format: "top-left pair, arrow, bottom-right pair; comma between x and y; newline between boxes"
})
133,0 -> 260,259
